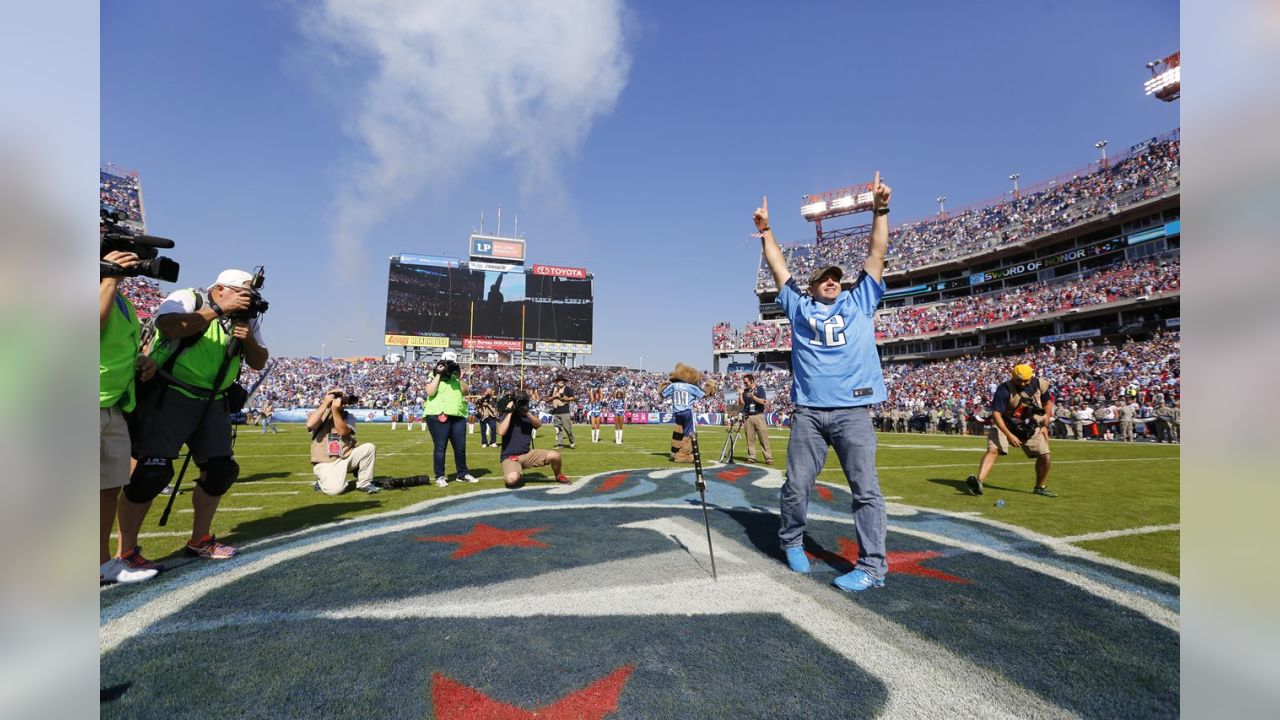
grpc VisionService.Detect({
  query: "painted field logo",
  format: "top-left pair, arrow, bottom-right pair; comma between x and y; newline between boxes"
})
101,465 -> 1179,718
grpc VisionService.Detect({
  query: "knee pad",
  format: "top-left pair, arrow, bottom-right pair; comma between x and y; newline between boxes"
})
195,456 -> 239,497
125,456 -> 174,503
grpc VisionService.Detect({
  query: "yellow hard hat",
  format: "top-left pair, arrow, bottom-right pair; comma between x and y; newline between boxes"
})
1012,364 -> 1034,381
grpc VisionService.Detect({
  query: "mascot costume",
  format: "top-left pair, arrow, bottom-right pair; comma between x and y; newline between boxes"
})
660,363 -> 718,463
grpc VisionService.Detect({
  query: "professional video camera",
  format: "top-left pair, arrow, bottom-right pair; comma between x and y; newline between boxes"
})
497,390 -> 531,419
228,266 -> 270,322
99,209 -> 180,282
1007,404 -> 1047,443
434,358 -> 461,379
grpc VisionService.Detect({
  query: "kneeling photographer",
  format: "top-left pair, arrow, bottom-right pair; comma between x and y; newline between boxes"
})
117,268 -> 269,564
966,363 -> 1058,498
497,391 -> 568,488
424,350 -> 476,487
307,389 -> 379,495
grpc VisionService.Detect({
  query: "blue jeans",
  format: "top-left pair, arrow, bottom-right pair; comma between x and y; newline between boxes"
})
779,406 -> 887,578
673,409 -> 695,436
480,417 -> 498,445
427,415 -> 469,478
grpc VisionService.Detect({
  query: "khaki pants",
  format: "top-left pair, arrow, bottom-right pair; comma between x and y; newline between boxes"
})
743,414 -> 772,462
1120,420 -> 1135,442
313,442 -> 377,495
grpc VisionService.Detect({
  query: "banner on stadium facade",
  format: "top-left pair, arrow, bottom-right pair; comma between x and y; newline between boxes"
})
1165,317 -> 1180,328
469,234 -> 526,262
1039,328 -> 1102,344
462,337 -> 522,351
969,240 -> 1122,286
531,264 -> 588,279
385,334 -> 450,347
536,341 -> 593,354
468,260 -> 522,273
395,253 -> 459,268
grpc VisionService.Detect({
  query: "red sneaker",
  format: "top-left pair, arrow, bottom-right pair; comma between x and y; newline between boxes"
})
120,546 -> 161,572
185,534 -> 237,559
556,474 -> 570,484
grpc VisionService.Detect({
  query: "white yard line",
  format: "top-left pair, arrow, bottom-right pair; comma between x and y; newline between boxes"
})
176,507 -> 262,513
822,457 -> 1179,472
231,491 -> 301,496
1057,524 -> 1180,543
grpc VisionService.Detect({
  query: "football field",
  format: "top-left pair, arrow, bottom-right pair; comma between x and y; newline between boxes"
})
103,422 -> 1180,718
128,422 -> 1180,577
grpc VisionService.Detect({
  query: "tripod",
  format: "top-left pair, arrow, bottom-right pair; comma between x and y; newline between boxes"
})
718,413 -> 745,463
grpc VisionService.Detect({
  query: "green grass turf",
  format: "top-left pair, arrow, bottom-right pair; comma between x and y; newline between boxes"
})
130,423 -> 1180,575
1075,530 -> 1180,577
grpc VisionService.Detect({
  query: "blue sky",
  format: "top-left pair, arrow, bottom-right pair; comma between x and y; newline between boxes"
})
101,0 -> 1178,370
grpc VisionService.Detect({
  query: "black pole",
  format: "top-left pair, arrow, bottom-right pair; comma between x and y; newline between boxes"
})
158,338 -> 241,527
690,432 -> 717,581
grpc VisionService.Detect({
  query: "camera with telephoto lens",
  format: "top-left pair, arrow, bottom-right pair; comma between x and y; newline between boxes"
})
100,209 -> 181,282
227,266 -> 269,322
497,391 -> 530,419
328,390 -> 360,407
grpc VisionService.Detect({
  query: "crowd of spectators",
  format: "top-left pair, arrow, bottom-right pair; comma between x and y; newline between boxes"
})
874,257 -> 1179,338
240,332 -> 1178,436
100,169 -> 145,227
721,255 -> 1180,352
757,134 -> 1180,290
116,278 -> 166,319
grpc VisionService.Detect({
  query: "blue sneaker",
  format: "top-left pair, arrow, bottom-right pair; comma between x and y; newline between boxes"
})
784,546 -> 810,573
832,568 -> 885,593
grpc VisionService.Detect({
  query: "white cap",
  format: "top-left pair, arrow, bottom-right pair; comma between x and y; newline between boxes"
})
213,269 -> 253,289
441,350 -> 458,362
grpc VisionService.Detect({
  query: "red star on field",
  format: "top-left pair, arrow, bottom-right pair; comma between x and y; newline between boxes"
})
432,666 -> 634,720
716,466 -> 750,482
415,523 -> 549,559
596,473 -> 630,493
808,537 -> 970,584
815,486 -> 834,502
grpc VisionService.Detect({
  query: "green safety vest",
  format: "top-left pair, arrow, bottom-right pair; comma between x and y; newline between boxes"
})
100,292 -> 141,411
150,290 -> 241,400
424,375 -> 466,417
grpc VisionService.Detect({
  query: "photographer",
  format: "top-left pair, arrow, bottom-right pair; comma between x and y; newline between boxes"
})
116,269 -> 269,563
496,392 -> 568,488
741,374 -> 773,465
424,350 -> 476,486
966,364 -> 1057,498
548,376 -> 577,449
475,387 -> 499,447
99,249 -> 159,583
307,390 -> 380,495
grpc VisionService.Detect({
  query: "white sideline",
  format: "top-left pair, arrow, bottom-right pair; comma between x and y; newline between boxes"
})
1056,524 -> 1180,543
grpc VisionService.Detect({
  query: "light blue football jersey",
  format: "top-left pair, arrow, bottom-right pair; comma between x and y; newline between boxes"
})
777,272 -> 887,408
661,381 -> 704,412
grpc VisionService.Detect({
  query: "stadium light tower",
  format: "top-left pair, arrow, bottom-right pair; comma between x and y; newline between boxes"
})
1008,173 -> 1020,200
936,196 -> 947,216
1094,140 -> 1109,168
1144,51 -> 1180,102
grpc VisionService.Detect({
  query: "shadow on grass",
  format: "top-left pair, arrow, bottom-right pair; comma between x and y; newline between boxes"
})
925,477 -> 973,495
223,501 -> 381,546
237,471 -> 291,483
100,682 -> 131,703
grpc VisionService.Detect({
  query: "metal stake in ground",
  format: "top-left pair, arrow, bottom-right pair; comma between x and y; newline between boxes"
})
690,432 -> 717,581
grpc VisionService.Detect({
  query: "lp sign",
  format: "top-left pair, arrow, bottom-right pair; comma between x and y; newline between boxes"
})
470,234 -> 526,262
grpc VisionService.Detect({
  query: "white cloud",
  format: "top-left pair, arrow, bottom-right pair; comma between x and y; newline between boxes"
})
300,0 -> 632,270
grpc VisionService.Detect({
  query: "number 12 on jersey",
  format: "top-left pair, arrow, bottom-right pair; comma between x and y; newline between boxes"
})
807,315 -> 847,347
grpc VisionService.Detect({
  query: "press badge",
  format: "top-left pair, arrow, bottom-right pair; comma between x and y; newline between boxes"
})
327,433 -> 343,458
852,388 -> 873,398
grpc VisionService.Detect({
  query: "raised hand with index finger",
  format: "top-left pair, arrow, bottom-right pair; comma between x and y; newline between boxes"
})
872,171 -> 892,210
753,195 -> 770,233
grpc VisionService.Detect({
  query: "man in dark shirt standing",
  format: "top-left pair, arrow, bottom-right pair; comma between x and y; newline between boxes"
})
967,363 -> 1058,498
548,376 -> 576,449
741,374 -> 773,464
498,391 -> 568,488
